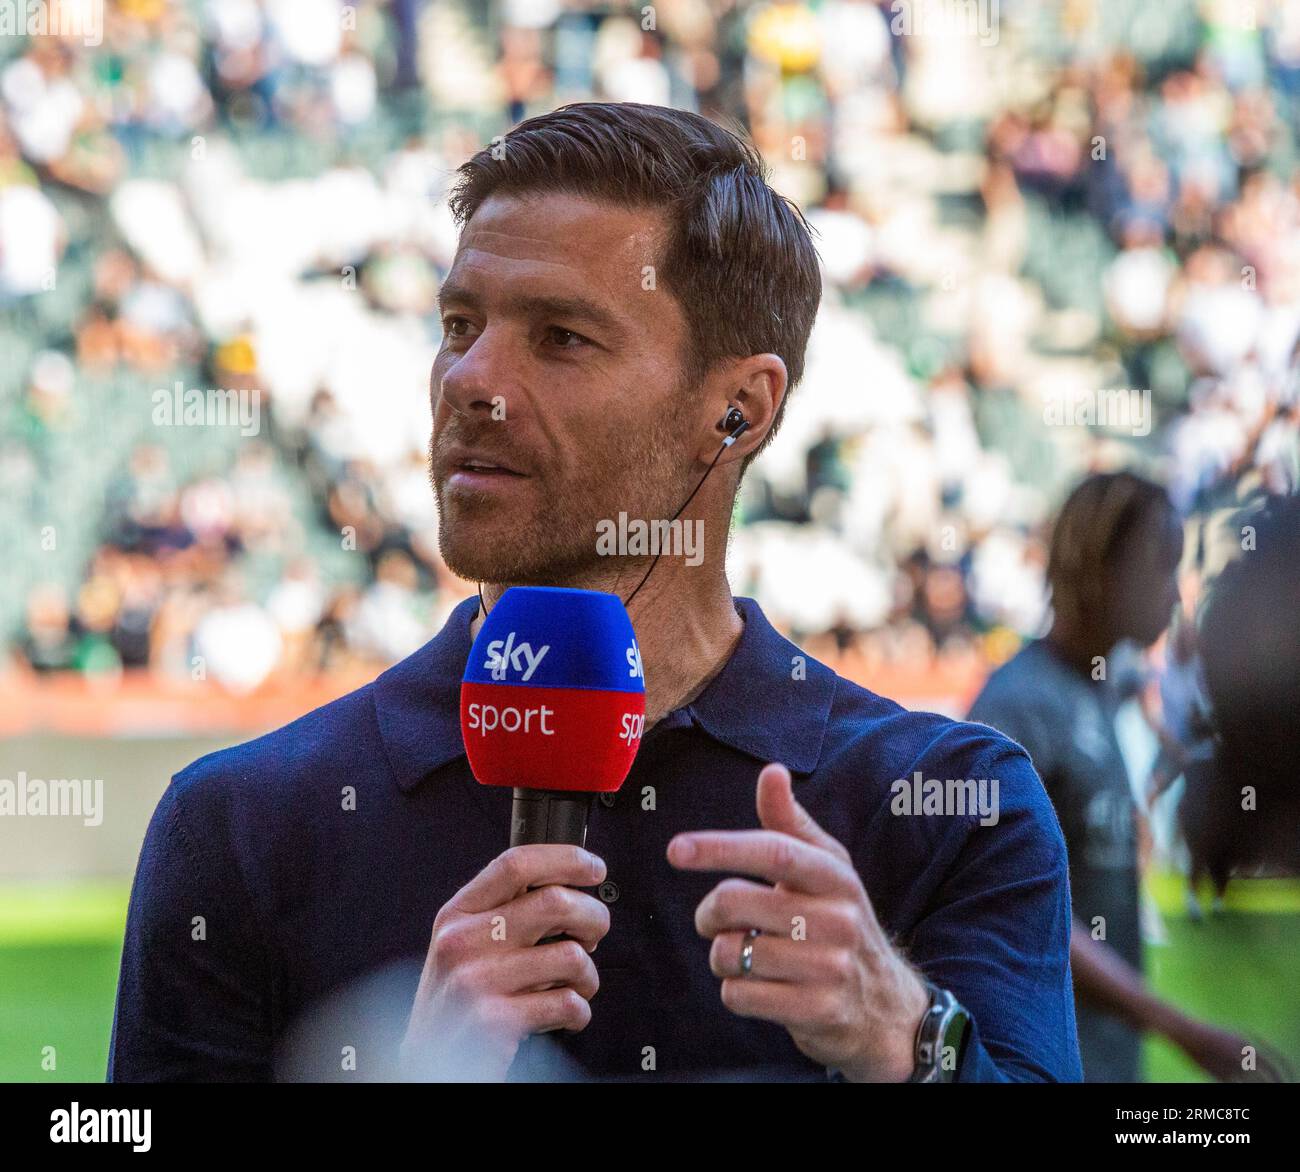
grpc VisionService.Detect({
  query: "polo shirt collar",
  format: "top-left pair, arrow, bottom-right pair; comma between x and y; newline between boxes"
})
372,594 -> 478,791
682,597 -> 836,776
373,594 -> 837,792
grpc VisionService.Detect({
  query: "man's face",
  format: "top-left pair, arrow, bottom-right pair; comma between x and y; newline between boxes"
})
429,192 -> 699,584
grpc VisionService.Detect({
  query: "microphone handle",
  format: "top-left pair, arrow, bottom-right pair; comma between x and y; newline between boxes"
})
510,788 -> 595,947
510,787 -> 592,849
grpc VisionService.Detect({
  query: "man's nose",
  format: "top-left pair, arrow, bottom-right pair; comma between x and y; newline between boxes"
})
437,325 -> 521,419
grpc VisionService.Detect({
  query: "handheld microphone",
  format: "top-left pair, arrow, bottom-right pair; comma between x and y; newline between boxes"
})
460,586 -> 646,849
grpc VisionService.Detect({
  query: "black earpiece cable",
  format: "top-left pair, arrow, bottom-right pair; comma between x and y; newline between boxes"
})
476,411 -> 750,620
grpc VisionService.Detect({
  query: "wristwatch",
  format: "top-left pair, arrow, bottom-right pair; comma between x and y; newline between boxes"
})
907,980 -> 971,1083
825,979 -> 971,1083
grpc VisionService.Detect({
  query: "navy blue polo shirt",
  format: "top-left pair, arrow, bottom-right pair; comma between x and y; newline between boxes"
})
108,595 -> 1082,1082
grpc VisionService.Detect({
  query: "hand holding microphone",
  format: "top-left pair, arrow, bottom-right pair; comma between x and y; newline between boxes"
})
400,588 -> 645,1080
398,842 -> 610,1081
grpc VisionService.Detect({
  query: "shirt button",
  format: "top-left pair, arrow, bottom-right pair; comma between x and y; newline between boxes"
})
598,880 -> 620,903
599,792 -> 617,808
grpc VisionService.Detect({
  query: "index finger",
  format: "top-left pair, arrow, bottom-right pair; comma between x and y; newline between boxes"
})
666,829 -> 851,895
450,844 -> 606,915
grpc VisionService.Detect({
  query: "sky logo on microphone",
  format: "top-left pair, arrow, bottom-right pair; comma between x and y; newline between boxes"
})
484,631 -> 550,681
461,587 -> 645,794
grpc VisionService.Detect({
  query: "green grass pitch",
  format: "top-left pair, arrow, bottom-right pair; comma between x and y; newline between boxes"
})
0,876 -> 1296,1082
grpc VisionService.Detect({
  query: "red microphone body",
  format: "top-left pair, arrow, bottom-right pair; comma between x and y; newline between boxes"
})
460,586 -> 646,848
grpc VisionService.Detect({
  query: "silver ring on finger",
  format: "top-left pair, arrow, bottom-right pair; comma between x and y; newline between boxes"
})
739,928 -> 761,978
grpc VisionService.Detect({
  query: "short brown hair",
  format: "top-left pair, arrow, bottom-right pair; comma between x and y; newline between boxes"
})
447,102 -> 822,466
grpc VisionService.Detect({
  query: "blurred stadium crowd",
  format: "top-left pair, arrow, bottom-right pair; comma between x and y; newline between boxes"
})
3,0 -> 1299,693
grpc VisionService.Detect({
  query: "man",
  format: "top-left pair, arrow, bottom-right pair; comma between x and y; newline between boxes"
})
970,471 -> 1265,1082
109,103 -> 1080,1082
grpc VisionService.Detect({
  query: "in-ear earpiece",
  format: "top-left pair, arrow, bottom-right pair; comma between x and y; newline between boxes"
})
720,405 -> 748,440
722,407 -> 754,436
719,406 -> 750,447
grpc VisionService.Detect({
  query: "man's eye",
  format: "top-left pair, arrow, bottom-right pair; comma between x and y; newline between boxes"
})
443,316 -> 475,338
545,326 -> 590,349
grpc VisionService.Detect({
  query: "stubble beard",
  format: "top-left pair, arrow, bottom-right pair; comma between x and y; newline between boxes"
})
429,406 -> 696,588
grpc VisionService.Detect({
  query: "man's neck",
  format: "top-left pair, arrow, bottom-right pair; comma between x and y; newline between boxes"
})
469,564 -> 745,729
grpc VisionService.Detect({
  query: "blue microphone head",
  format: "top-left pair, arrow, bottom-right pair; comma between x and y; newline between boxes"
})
460,586 -> 646,792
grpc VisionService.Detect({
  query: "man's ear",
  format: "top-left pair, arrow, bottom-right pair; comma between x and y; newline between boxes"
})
696,354 -> 788,466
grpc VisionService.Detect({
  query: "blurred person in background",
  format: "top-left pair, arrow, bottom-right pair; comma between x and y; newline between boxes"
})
15,583 -> 79,673
347,547 -> 428,665
969,471 -> 1277,1082
190,570 -> 281,693
1181,494 -> 1300,916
